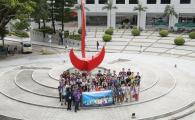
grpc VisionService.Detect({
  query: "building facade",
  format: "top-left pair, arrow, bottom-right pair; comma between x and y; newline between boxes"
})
77,0 -> 195,29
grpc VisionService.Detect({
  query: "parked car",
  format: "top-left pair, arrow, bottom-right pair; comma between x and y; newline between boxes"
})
22,42 -> 32,53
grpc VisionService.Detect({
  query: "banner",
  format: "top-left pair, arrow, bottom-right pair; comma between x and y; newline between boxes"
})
82,90 -> 113,107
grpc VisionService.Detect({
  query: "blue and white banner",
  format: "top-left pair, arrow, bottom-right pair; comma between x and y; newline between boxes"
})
82,90 -> 113,107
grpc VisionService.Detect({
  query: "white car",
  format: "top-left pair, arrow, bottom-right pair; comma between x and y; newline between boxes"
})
22,43 -> 32,53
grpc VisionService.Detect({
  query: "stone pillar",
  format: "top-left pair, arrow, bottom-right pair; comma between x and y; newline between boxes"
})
107,10 -> 116,28
111,11 -> 116,29
140,11 -> 146,30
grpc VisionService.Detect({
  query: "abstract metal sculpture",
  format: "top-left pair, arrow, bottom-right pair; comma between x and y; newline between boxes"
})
69,0 -> 105,71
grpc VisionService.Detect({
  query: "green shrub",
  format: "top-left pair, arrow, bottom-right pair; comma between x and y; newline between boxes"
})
131,28 -> 140,36
103,34 -> 112,42
74,34 -> 81,40
78,28 -> 82,34
132,26 -> 138,29
14,21 -> 30,31
174,36 -> 185,45
68,34 -> 81,41
36,26 -> 54,34
189,31 -> 195,39
13,31 -> 29,38
159,30 -> 169,37
64,31 -> 69,38
105,28 -> 113,35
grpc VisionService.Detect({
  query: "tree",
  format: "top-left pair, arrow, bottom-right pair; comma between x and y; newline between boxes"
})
55,0 -> 77,31
0,0 -> 35,47
31,0 -> 50,29
133,3 -> 147,29
102,0 -> 117,28
163,5 -> 178,28
48,0 -> 56,33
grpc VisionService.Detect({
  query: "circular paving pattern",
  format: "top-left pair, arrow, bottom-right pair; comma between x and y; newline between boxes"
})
1,52 -> 195,120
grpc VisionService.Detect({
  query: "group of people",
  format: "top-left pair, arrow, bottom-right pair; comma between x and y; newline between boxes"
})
58,68 -> 141,111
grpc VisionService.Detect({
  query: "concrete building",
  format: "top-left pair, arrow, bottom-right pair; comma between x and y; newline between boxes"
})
77,0 -> 195,29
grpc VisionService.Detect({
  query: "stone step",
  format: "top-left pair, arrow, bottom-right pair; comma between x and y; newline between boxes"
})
32,69 -> 58,89
15,70 -> 58,98
0,69 -> 64,108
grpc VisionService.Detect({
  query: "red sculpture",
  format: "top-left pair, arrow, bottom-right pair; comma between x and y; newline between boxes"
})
69,0 -> 105,71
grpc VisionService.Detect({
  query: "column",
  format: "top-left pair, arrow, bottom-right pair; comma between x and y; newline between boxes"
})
139,11 -> 146,30
111,11 -> 116,29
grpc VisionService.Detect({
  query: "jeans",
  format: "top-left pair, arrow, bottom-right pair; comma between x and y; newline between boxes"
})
75,101 -> 79,112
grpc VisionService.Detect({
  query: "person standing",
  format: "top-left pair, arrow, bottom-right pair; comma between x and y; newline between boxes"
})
96,41 -> 99,50
66,88 -> 72,111
73,89 -> 81,112
59,29 -> 63,45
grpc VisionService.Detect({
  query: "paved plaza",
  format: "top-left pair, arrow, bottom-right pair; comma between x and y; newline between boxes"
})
1,29 -> 195,120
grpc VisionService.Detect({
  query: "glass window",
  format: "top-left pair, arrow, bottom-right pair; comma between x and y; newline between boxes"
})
161,0 -> 170,4
147,0 -> 156,4
99,0 -> 107,4
86,0 -> 95,4
116,0 -> 125,4
129,0 -> 138,4
180,0 -> 190,4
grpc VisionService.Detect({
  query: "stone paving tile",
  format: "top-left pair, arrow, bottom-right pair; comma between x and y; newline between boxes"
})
147,36 -> 161,39
140,32 -> 152,36
182,34 -> 190,38
122,35 -> 134,39
158,39 -> 174,44
112,35 -> 121,38
106,42 -> 127,46
168,33 -> 180,37
122,50 -> 140,54
179,56 -> 195,61
112,38 -> 130,42
104,49 -> 120,53
160,53 -> 179,58
166,49 -> 192,55
185,41 -> 195,46
129,42 -> 151,47
175,46 -> 195,51
104,46 -> 124,50
160,37 -> 175,40
145,47 -> 168,53
132,38 -> 155,43
124,46 -> 146,51
133,36 -> 148,39
141,52 -> 160,56
152,43 -> 175,49
187,52 -> 195,57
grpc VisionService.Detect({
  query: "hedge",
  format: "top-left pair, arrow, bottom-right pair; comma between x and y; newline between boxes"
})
12,31 -> 29,38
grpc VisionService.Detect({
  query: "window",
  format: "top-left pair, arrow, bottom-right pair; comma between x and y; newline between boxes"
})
129,0 -> 138,4
99,0 -> 107,4
116,0 -> 125,4
86,0 -> 95,4
161,0 -> 170,4
180,0 -> 190,4
147,0 -> 156,4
